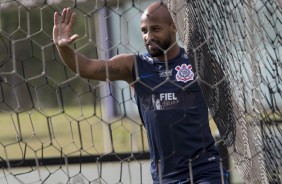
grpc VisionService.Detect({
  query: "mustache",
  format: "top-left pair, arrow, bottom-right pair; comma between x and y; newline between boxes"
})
145,41 -> 160,47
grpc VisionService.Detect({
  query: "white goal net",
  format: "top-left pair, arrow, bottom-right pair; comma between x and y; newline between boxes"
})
0,0 -> 281,183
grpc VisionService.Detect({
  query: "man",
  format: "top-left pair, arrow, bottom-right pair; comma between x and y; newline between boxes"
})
53,2 -> 227,184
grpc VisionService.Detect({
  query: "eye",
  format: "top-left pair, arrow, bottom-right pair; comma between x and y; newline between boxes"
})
141,28 -> 147,34
152,27 -> 161,32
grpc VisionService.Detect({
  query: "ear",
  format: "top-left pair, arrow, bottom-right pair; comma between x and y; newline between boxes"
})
171,23 -> 177,33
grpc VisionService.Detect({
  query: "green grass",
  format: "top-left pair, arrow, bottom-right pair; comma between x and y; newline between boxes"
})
0,106 -> 149,160
3,105 -> 274,161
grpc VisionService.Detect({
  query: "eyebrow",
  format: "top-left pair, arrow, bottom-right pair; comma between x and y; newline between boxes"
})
140,24 -> 162,29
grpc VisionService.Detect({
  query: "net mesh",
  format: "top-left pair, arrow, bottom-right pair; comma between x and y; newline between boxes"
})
0,0 -> 281,183
168,0 -> 282,183
0,1 -> 151,183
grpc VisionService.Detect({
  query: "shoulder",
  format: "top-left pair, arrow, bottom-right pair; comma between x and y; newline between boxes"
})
135,53 -> 155,65
108,54 -> 135,68
179,48 -> 188,60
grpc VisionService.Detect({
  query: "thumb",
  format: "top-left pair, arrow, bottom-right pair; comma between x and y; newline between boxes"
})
57,34 -> 79,47
69,34 -> 79,43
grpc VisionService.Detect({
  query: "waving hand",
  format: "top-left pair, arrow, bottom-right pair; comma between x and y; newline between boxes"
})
53,8 -> 79,47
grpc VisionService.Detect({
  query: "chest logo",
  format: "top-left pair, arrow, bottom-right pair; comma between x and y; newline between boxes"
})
175,64 -> 194,83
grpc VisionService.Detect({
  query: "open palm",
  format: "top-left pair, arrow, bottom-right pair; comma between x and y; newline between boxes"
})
53,8 -> 79,47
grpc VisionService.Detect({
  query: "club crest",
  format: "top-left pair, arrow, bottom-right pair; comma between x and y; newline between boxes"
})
175,64 -> 194,83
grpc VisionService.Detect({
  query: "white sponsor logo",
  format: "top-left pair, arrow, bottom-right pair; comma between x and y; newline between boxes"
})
159,69 -> 173,78
152,93 -> 179,110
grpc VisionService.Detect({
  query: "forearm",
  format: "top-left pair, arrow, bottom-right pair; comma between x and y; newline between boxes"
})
56,45 -> 91,77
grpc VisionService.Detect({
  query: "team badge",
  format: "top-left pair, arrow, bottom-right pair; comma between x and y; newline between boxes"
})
175,64 -> 194,82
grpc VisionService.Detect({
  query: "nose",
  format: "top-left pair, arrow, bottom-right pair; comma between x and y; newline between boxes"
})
144,31 -> 154,44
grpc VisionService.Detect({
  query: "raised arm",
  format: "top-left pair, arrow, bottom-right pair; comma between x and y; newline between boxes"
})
53,8 -> 134,83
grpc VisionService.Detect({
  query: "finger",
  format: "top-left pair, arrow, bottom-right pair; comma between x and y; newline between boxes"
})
61,8 -> 67,24
53,12 -> 59,43
54,11 -> 58,26
59,34 -> 79,46
69,34 -> 79,43
69,12 -> 77,28
65,7 -> 72,25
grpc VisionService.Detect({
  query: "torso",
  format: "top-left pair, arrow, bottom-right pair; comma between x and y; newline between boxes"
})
132,48 -> 219,183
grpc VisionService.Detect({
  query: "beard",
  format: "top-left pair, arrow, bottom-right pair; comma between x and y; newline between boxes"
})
146,36 -> 172,57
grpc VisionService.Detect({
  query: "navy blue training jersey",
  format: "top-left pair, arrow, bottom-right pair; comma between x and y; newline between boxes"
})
132,48 -> 220,183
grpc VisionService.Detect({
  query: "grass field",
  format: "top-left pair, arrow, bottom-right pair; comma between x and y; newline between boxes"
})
0,104 -> 228,162
0,105 -> 149,161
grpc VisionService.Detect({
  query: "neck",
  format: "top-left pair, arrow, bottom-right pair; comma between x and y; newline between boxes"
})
154,44 -> 180,62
